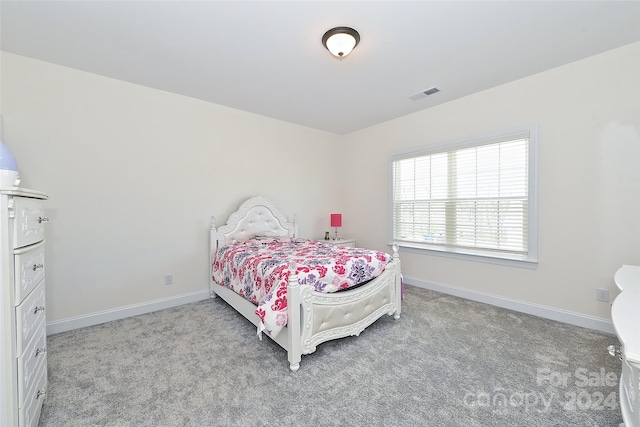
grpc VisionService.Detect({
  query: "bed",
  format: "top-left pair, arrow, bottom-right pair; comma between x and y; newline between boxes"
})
209,196 -> 402,371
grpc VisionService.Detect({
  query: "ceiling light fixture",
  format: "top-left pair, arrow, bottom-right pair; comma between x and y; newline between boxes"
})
322,27 -> 360,60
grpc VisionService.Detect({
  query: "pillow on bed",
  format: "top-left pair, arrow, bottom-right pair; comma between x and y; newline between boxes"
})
256,230 -> 287,238
251,235 -> 292,244
227,231 -> 289,245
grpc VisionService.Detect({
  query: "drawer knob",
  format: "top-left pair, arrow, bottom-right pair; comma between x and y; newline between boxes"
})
607,344 -> 623,360
36,389 -> 47,399
38,216 -> 49,224
35,347 -> 47,357
32,263 -> 44,271
34,306 -> 46,314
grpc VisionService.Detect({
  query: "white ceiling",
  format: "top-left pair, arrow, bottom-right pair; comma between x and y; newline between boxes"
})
2,1 -> 640,135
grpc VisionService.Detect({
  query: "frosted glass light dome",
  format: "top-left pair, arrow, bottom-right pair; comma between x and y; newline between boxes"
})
0,141 -> 21,188
322,27 -> 360,59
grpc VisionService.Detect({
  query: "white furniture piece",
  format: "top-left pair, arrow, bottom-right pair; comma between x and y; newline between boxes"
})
320,238 -> 356,248
209,196 -> 401,371
0,188 -> 48,427
611,265 -> 640,427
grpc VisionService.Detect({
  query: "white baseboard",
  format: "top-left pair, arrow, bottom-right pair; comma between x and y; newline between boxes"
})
404,276 -> 615,335
47,281 -> 614,336
46,290 -> 210,335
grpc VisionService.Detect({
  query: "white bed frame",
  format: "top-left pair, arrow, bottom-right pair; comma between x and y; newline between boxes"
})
209,196 -> 402,371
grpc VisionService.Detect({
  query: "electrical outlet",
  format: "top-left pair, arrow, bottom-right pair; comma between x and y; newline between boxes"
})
596,288 -> 609,303
164,274 -> 173,286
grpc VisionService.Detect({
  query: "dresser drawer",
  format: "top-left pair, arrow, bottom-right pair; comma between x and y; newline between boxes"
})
15,281 -> 46,355
19,358 -> 47,427
13,197 -> 46,249
14,241 -> 46,305
18,319 -> 47,407
320,239 -> 356,248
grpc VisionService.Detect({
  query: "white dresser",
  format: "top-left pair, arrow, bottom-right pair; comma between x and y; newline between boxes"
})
0,188 -> 48,427
611,265 -> 640,427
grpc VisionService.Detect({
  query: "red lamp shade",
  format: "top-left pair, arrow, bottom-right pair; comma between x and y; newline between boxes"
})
330,214 -> 342,227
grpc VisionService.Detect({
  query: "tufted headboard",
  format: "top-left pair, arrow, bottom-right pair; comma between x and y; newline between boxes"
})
210,196 -> 297,248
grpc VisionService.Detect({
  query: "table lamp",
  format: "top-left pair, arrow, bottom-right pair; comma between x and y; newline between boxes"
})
330,213 -> 342,241
0,117 -> 20,189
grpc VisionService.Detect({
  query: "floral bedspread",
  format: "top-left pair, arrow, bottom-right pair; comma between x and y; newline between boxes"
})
211,237 -> 392,338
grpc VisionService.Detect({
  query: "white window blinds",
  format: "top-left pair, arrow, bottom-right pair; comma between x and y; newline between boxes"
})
392,130 -> 534,260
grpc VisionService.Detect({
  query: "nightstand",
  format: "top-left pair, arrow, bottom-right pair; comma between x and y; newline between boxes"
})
320,238 -> 356,248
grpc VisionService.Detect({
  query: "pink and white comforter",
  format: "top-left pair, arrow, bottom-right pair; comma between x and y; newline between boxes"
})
211,237 -> 392,338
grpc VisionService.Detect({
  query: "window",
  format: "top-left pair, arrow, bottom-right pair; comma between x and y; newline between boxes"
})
391,125 -> 537,266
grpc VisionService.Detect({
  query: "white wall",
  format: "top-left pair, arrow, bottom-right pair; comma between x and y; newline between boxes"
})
2,42 -> 638,331
341,42 -> 640,323
1,53 -> 342,324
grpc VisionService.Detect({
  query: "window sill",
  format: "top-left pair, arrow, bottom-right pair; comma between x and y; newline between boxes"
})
390,242 -> 538,269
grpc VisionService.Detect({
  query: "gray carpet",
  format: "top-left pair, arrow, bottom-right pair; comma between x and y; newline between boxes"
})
39,285 -> 623,426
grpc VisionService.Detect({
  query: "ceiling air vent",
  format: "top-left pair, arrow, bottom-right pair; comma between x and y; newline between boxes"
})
410,87 -> 440,101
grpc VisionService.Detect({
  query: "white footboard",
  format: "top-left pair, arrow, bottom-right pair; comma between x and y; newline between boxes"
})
285,249 -> 401,371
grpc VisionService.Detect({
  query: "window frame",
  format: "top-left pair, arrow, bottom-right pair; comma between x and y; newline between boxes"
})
389,124 -> 539,269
